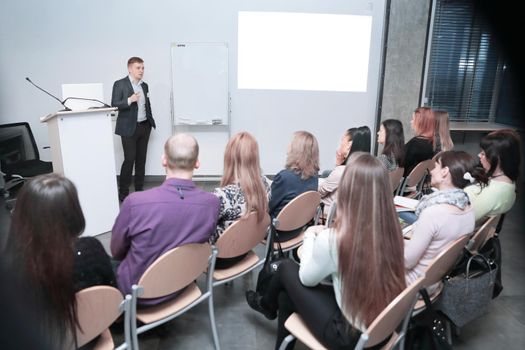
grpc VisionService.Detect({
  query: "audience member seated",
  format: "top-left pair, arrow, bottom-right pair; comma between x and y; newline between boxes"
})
3,173 -> 115,349
434,110 -> 454,153
319,126 -> 371,215
405,151 -> 476,289
464,129 -> 521,222
269,131 -> 319,241
377,119 -> 405,171
212,132 -> 270,244
111,133 -> 219,305
404,107 -> 435,177
246,152 -> 405,349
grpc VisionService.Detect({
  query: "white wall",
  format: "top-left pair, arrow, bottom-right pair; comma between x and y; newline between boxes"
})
0,0 -> 385,175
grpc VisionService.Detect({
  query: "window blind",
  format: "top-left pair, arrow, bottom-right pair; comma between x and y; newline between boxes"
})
425,0 -> 503,121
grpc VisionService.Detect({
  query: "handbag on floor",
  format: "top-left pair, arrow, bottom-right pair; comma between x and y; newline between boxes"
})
256,225 -> 288,295
405,289 -> 452,350
437,254 -> 497,327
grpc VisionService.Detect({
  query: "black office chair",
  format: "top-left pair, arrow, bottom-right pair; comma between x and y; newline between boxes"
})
0,122 -> 53,199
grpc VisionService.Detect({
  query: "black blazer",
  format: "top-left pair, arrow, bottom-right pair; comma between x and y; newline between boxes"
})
111,76 -> 156,137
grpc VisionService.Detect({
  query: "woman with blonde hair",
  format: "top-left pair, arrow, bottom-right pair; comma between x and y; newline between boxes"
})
434,110 -> 454,153
212,131 -> 271,243
246,153 -> 406,349
404,106 -> 436,176
269,131 -> 319,241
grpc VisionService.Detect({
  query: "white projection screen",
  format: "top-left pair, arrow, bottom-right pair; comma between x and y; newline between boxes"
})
234,3 -> 385,174
238,11 -> 373,92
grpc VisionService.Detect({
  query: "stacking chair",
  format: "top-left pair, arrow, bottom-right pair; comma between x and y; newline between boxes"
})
389,167 -> 404,195
466,215 -> 499,253
278,276 -> 426,350
75,285 -> 131,350
401,235 -> 471,348
0,122 -> 53,195
213,211 -> 271,287
399,159 -> 434,198
270,190 -> 321,253
325,202 -> 337,228
412,235 -> 471,313
130,243 -> 220,350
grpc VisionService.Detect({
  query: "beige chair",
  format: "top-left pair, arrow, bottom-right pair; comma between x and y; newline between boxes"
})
412,234 -> 471,312
75,285 -> 131,350
403,234 -> 471,348
399,159 -> 434,198
271,191 -> 322,252
389,167 -> 404,195
213,211 -> 271,287
278,276 -> 426,350
325,202 -> 337,228
130,243 -> 219,350
466,215 -> 499,253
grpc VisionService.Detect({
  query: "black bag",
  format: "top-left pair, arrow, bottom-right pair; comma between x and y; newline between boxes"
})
256,226 -> 288,295
405,289 -> 452,350
437,254 -> 497,327
450,235 -> 503,299
479,236 -> 503,298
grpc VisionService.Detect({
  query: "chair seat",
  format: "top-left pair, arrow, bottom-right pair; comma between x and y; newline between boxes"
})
284,313 -> 327,350
136,283 -> 202,324
213,250 -> 260,281
92,328 -> 114,350
3,159 -> 52,177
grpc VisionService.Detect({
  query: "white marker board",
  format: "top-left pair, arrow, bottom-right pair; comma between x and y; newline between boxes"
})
171,42 -> 229,125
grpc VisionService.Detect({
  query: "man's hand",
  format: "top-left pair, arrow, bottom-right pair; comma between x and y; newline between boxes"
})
129,92 -> 140,103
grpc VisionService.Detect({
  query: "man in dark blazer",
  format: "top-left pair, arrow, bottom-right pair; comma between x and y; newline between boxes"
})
112,56 -> 156,201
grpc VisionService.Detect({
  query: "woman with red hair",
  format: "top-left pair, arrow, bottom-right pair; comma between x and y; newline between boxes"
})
403,107 -> 436,177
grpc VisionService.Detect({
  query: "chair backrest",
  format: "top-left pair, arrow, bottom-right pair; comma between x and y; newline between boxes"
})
360,276 -> 426,348
0,122 -> 40,166
389,167 -> 404,194
424,234 -> 471,286
215,211 -> 271,258
325,202 -> 337,228
275,191 -> 321,231
75,285 -> 124,347
405,159 -> 433,188
137,242 -> 211,299
468,215 -> 499,253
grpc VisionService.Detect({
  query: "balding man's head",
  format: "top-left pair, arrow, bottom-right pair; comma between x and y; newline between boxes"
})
164,134 -> 199,171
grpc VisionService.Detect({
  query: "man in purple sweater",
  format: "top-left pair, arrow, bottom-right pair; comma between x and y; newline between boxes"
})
110,133 -> 219,304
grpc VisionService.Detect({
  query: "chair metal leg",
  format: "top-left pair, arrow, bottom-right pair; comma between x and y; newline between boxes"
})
278,334 -> 296,350
208,293 -> 220,350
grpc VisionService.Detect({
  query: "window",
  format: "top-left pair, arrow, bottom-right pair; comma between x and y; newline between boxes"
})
423,0 -> 504,122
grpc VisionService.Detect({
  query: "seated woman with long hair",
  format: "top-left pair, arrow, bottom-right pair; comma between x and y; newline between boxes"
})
269,131 -> 319,240
318,125 -> 371,215
404,107 -> 436,177
212,132 -> 270,266
464,129 -> 521,222
2,173 -> 116,349
377,119 -> 405,171
246,153 -> 406,350
434,110 -> 454,153
405,151 -> 477,287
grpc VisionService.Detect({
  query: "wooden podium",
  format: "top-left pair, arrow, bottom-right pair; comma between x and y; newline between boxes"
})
41,108 -> 119,236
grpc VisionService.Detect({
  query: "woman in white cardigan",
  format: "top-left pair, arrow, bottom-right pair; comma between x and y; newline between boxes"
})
246,153 -> 405,350
405,151 -> 477,286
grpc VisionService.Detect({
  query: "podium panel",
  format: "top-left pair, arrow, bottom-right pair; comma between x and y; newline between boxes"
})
42,108 -> 119,236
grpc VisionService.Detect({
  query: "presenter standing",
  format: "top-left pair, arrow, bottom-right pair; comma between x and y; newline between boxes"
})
112,57 -> 156,202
